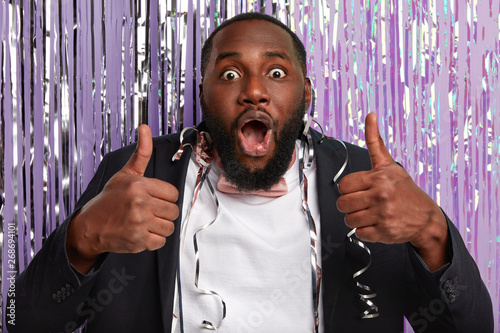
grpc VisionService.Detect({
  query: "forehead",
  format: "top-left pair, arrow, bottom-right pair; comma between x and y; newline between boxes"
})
209,20 -> 297,63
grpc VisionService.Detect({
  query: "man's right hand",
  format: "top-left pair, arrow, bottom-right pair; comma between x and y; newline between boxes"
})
66,124 -> 179,273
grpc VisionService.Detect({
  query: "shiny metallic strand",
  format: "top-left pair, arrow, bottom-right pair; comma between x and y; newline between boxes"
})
1,0 -> 499,331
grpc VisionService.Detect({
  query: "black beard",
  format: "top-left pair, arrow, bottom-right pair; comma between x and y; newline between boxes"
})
201,97 -> 305,192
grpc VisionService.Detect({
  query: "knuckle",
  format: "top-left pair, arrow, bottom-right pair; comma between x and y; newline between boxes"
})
374,189 -> 391,202
380,202 -> 396,219
122,174 -> 141,189
378,209 -> 391,220
372,169 -> 390,183
129,191 -> 146,205
128,209 -> 145,225
128,231 -> 144,245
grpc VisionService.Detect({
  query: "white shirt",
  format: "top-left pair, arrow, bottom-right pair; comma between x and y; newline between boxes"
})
174,141 -> 324,333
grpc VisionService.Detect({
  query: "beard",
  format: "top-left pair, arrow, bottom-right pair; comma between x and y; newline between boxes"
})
201,96 -> 306,192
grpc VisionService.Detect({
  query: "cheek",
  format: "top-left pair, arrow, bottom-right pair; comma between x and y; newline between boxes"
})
202,87 -> 237,125
269,85 -> 305,117
209,83 -> 240,102
271,81 -> 303,100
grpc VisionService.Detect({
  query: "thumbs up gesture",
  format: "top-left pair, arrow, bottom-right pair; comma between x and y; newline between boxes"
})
336,113 -> 449,271
66,125 -> 179,273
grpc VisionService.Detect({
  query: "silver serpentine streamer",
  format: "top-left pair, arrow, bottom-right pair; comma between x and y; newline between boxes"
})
312,109 -> 379,319
172,128 -> 226,331
346,228 -> 379,319
299,130 -> 321,333
173,127 -> 209,332
299,85 -> 321,333
192,168 -> 227,330
321,126 -> 379,319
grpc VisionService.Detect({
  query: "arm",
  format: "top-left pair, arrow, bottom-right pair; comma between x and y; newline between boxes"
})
8,159 -> 111,332
336,113 -> 493,331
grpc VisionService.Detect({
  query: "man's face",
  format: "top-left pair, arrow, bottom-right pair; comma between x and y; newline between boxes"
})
200,19 -> 311,190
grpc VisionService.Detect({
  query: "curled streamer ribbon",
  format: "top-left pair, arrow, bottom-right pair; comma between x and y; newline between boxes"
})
173,128 -> 226,331
346,229 -> 379,319
299,130 -> 321,333
309,78 -> 378,319
298,85 -> 321,333
192,166 -> 227,330
323,127 -> 379,320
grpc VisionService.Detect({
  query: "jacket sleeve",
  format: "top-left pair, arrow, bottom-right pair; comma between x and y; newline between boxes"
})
404,215 -> 494,332
8,153 -> 116,333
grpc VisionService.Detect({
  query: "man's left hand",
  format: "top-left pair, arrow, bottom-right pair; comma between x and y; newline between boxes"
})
336,112 -> 449,271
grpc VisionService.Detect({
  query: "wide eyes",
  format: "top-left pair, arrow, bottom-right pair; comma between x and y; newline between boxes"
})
220,67 -> 287,80
221,70 -> 241,80
267,68 -> 286,79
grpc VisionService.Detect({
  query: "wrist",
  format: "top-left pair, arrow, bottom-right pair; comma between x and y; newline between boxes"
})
410,206 -> 449,271
66,210 -> 101,273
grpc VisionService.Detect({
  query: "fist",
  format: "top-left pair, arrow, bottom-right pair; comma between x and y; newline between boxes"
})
67,125 -> 179,272
336,113 -> 447,249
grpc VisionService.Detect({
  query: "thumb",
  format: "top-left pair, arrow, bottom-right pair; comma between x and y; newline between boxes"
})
123,124 -> 153,175
365,112 -> 394,169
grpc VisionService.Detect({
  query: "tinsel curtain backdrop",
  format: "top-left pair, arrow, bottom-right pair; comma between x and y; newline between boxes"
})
0,0 -> 499,331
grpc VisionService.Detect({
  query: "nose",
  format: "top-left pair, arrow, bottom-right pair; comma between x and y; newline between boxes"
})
238,74 -> 270,106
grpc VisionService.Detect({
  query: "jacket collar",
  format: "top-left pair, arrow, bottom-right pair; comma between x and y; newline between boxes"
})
152,131 -> 191,332
310,129 -> 352,330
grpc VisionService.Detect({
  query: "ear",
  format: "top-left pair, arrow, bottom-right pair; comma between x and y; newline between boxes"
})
198,82 -> 204,100
304,77 -> 312,114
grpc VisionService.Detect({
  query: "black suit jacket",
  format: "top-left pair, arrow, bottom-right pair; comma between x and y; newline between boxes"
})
10,126 -> 493,332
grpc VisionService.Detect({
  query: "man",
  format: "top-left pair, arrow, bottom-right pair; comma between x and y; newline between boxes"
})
10,12 -> 493,333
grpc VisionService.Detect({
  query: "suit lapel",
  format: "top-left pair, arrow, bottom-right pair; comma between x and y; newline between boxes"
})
150,133 -> 192,333
311,130 -> 352,330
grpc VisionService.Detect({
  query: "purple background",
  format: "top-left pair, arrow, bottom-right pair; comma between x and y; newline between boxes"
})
1,0 -> 499,331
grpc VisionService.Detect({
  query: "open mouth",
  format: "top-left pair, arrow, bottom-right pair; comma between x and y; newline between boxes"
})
237,112 -> 273,157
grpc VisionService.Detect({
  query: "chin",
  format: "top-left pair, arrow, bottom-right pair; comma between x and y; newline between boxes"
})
237,152 -> 274,172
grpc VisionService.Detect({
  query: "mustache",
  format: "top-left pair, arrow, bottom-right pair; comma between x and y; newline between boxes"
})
232,106 -> 277,131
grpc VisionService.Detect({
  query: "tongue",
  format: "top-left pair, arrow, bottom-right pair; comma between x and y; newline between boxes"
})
239,120 -> 271,156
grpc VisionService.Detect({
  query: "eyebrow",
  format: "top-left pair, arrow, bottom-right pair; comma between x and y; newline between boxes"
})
215,51 -> 290,64
263,51 -> 289,61
215,52 -> 242,64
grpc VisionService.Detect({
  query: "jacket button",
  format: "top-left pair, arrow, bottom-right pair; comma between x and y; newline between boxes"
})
52,293 -> 61,303
443,279 -> 452,288
62,287 -> 70,297
66,284 -> 75,293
